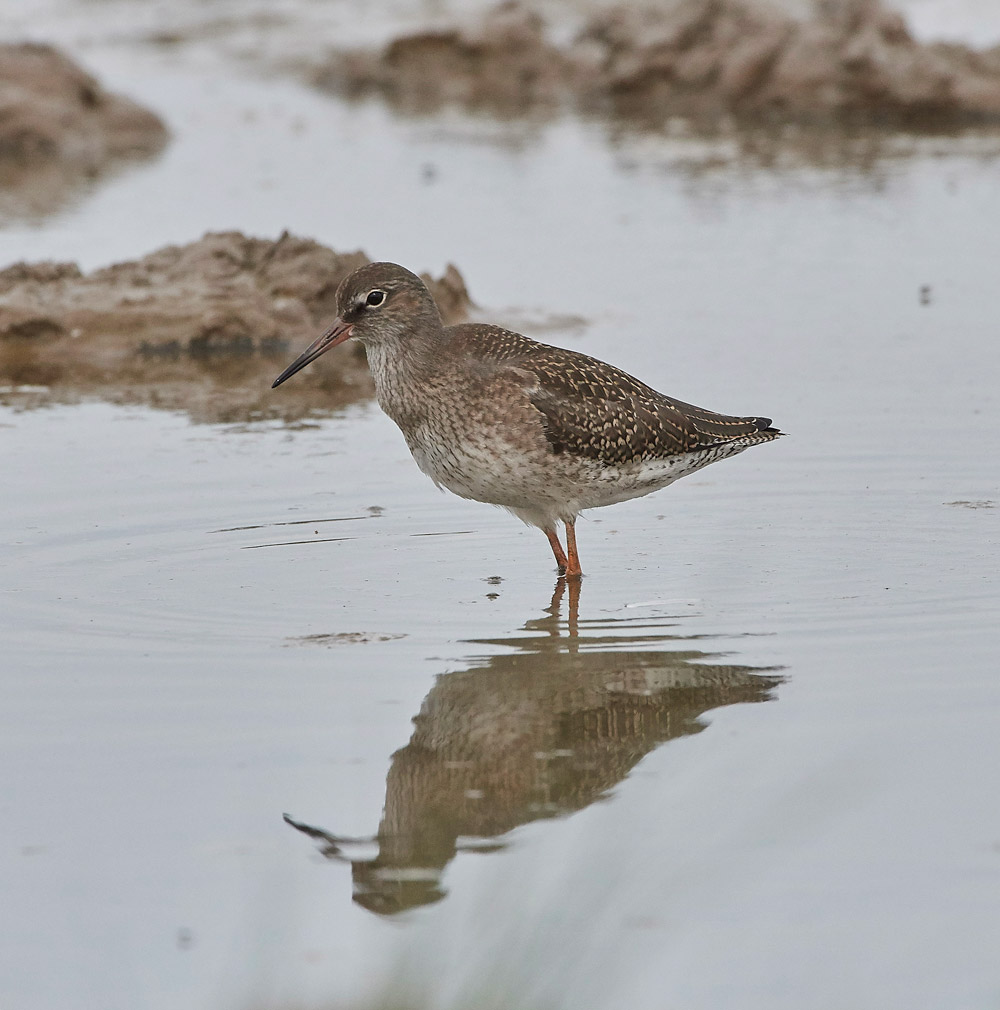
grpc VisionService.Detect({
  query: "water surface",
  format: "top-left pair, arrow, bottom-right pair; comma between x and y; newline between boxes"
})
1,6 -> 999,1009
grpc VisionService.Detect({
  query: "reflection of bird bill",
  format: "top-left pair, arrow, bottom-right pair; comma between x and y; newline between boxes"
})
284,581 -> 783,915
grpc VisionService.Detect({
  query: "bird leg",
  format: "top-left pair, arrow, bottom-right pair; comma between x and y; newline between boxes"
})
564,520 -> 583,578
544,527 -> 568,575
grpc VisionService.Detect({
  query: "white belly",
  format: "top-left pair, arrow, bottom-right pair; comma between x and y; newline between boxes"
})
404,423 -> 749,527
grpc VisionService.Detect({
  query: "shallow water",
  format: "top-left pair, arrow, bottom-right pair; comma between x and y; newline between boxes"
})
2,4 -> 1000,1009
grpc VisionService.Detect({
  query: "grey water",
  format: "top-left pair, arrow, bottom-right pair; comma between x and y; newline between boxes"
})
2,3 -> 999,1008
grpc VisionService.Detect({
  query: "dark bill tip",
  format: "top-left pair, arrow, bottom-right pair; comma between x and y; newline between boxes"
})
271,319 -> 354,389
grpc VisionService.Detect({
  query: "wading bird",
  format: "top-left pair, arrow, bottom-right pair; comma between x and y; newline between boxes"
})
272,262 -> 781,577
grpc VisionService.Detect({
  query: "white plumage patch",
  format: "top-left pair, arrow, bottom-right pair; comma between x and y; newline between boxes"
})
406,424 -> 751,529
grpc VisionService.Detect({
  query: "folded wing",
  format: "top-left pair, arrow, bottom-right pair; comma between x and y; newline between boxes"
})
447,323 -> 779,465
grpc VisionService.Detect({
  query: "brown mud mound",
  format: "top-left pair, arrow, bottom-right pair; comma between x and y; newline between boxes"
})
316,0 -> 1000,128
0,42 -> 168,218
317,3 -> 579,115
0,231 -> 471,424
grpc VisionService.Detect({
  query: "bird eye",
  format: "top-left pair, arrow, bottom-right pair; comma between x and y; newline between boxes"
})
365,289 -> 386,307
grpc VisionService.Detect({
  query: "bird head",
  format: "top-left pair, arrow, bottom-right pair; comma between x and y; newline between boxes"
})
272,261 -> 442,388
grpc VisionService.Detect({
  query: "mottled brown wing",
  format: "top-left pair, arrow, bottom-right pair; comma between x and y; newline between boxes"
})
444,323 -> 776,464
527,384 -> 705,463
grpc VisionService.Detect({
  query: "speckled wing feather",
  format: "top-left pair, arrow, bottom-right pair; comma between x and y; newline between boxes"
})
444,323 -> 780,464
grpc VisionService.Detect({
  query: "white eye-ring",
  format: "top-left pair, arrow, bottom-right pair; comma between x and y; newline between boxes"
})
365,289 -> 386,308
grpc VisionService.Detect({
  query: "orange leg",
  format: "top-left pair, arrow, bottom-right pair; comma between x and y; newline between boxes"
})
544,527 -> 568,575
564,520 -> 583,578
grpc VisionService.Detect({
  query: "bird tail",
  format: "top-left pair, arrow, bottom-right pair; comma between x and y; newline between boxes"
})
737,418 -> 783,445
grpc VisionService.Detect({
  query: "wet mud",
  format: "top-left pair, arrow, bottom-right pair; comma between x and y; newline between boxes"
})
314,0 -> 1000,129
0,231 -> 471,423
0,42 -> 168,218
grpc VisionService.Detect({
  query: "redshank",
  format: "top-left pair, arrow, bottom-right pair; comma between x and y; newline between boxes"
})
272,262 -> 781,577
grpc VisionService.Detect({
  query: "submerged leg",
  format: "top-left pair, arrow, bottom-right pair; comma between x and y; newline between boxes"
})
544,527 -> 568,575
564,520 -> 583,578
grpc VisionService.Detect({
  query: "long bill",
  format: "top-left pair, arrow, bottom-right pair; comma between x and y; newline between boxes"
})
271,318 -> 355,388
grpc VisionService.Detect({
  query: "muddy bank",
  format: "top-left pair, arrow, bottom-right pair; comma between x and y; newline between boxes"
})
313,0 -> 1000,129
0,232 -> 470,423
0,42 -> 169,218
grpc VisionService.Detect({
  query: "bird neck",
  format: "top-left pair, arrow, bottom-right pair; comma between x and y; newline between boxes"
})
362,324 -> 444,427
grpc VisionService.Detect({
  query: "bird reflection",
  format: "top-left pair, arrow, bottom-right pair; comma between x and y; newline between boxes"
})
285,580 -> 782,915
